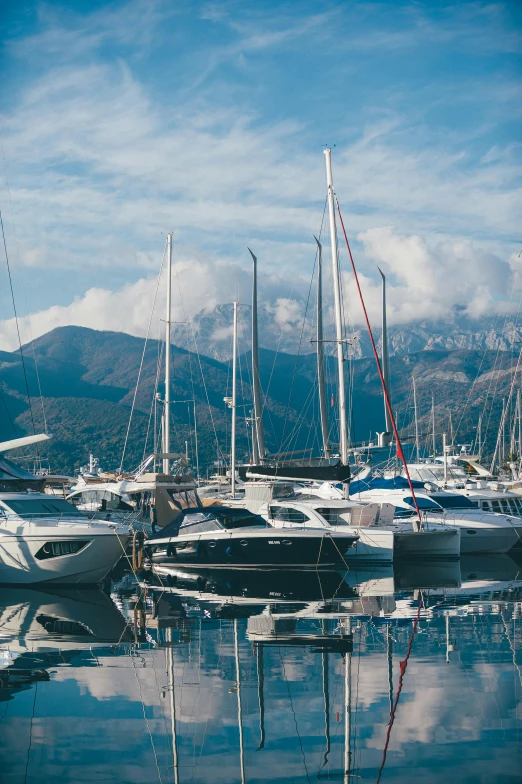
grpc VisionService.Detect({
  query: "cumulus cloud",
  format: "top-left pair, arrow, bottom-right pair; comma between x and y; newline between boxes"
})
0,226 -> 519,351
0,0 -> 520,343
0,255 -> 311,350
341,227 -> 520,327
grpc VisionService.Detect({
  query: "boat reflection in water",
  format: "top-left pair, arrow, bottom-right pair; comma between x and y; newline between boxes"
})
1,556 -> 521,783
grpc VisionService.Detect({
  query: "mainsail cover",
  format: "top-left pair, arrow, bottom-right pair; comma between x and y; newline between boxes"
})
239,460 -> 351,483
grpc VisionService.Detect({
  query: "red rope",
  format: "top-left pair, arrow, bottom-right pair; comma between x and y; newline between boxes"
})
334,196 -> 423,528
376,595 -> 424,783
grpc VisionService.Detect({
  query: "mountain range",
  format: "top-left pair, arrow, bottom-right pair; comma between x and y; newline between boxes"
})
0,324 -> 518,476
172,304 -> 522,362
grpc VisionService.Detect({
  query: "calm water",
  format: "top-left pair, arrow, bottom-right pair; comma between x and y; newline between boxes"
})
1,557 -> 522,784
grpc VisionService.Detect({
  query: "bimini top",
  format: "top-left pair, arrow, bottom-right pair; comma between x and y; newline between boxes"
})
0,456 -> 45,492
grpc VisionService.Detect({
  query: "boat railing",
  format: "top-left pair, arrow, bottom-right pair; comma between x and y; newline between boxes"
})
0,509 -> 134,528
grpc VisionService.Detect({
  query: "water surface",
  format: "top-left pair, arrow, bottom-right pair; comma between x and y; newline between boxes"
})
1,558 -> 521,783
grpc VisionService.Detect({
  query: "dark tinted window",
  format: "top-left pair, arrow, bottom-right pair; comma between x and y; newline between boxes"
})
35,540 -> 89,559
211,507 -> 267,529
4,498 -> 85,518
428,494 -> 476,509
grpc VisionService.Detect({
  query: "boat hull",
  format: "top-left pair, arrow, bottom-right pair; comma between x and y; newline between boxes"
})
0,529 -> 129,584
146,530 -> 357,568
394,529 -> 461,560
342,528 -> 394,563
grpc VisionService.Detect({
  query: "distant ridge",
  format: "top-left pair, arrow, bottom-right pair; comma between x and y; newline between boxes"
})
0,325 -> 516,474
171,303 -> 522,361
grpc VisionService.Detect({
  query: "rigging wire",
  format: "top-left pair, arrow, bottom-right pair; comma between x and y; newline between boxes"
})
0,210 -> 36,436
276,198 -> 328,457
173,266 -> 225,464
335,195 -> 423,526
120,240 -> 166,473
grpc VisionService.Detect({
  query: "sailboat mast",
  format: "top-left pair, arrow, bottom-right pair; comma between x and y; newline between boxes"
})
249,249 -> 265,463
413,376 -> 420,463
231,301 -> 238,498
163,232 -> 173,475
431,395 -> 436,458
315,236 -> 331,459
378,268 -> 392,436
324,149 -> 349,480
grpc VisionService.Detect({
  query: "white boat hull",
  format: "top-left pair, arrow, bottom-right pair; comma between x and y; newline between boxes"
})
448,525 -> 518,555
0,527 -> 129,584
341,528 -> 394,563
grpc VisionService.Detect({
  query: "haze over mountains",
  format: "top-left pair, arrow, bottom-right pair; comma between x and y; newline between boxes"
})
0,320 -> 517,476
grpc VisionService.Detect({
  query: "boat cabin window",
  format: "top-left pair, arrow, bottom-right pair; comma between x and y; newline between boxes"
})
500,499 -> 511,514
508,499 -> 522,515
269,506 -> 311,524
316,507 -> 350,525
427,494 -> 477,509
70,489 -> 131,511
271,484 -> 295,500
179,506 -> 267,534
491,500 -> 502,513
212,508 -> 267,529
166,489 -> 201,510
480,501 -> 491,511
1,498 -> 85,519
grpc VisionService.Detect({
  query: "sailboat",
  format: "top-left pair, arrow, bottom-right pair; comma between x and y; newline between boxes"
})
238,244 -> 351,484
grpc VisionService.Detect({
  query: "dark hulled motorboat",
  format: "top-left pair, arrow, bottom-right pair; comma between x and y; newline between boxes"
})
144,506 -> 358,568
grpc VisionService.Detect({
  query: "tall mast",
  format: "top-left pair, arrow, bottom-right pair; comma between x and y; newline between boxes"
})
431,395 -> 436,458
231,301 -> 238,498
249,249 -> 265,463
413,376 -> 420,463
315,236 -> 331,459
324,149 -> 349,484
378,268 -> 392,437
517,389 -> 522,467
163,232 -> 173,475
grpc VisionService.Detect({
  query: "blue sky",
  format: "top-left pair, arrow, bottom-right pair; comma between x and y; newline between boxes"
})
0,0 -> 521,348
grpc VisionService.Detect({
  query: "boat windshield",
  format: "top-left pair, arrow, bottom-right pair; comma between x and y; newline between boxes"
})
1,497 -> 86,519
206,507 -> 267,529
428,494 -> 477,509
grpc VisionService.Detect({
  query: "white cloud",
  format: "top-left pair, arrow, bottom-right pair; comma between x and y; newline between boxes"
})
0,0 -> 520,337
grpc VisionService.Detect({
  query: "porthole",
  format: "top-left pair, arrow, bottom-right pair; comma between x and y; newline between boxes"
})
466,530 -> 477,535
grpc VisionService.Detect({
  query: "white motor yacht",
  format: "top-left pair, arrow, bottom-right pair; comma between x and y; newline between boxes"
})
347,485 -> 521,555
0,492 -> 130,584
264,497 -> 460,561
144,505 -> 360,569
238,481 -> 461,562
